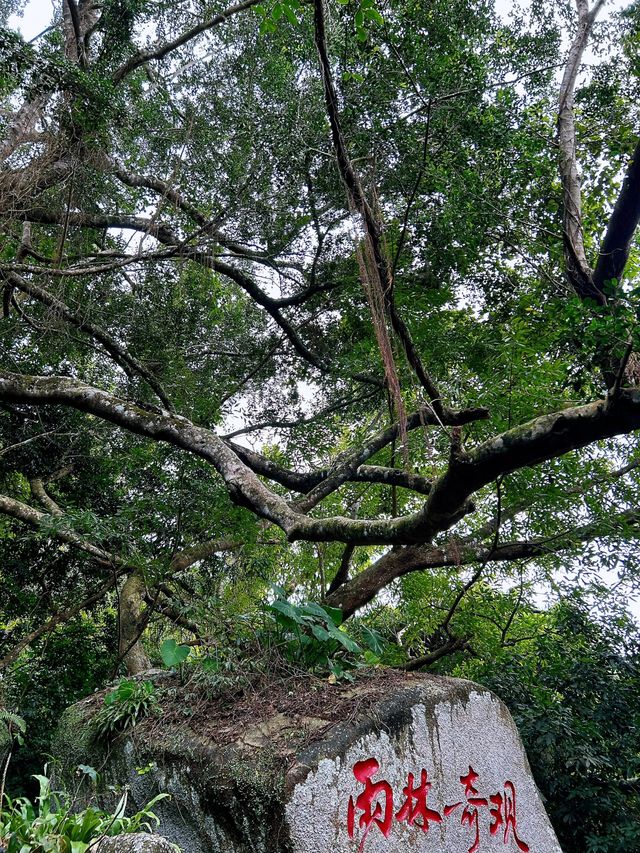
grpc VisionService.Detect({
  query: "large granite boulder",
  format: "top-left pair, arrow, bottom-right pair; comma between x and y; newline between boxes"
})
53,671 -> 561,853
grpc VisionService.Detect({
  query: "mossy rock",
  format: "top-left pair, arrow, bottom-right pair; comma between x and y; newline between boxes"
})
50,696 -> 105,792
93,833 -> 176,853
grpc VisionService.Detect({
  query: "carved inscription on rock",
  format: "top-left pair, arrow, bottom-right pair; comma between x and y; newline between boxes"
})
286,688 -> 563,853
347,758 -> 529,853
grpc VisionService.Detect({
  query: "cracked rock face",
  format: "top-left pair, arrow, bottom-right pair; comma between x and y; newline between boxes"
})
54,674 -> 562,853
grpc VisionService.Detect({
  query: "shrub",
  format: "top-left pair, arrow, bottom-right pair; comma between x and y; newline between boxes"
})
0,769 -> 169,853
93,680 -> 158,742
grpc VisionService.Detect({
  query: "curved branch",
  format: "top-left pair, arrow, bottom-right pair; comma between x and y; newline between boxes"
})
352,465 -> 432,495
327,503 -> 640,617
227,404 -> 483,501
112,0 -> 263,83
0,371 -> 427,544
3,270 -> 174,411
326,543 -> 354,595
399,636 -> 469,671
29,477 -> 64,516
170,536 -> 242,572
3,372 -> 640,550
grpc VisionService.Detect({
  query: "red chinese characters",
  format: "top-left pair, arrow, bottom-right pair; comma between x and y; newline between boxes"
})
347,759 -> 394,853
395,769 -> 442,831
489,781 -> 530,852
346,760 -> 530,853
444,766 -> 490,853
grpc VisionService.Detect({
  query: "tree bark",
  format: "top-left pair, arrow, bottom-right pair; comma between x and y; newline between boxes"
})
118,572 -> 152,675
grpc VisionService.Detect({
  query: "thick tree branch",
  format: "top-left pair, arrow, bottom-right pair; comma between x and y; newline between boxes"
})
0,372 -> 425,543
399,636 -> 469,671
593,138 -> 640,292
169,537 -> 242,572
29,477 -> 64,516
352,465 -> 432,495
63,0 -> 86,65
327,504 -> 640,617
3,372 -> 640,551
227,404 -> 481,504
557,0 -> 607,302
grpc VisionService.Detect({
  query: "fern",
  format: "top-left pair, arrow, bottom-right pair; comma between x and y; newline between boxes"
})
0,710 -> 26,745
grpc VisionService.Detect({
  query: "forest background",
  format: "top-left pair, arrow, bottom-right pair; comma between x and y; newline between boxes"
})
1,0 -> 640,850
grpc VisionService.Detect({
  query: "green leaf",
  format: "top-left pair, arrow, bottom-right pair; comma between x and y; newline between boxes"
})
268,599 -> 303,623
364,7 -> 383,24
76,765 -> 98,783
361,626 -> 384,655
326,622 -> 361,653
310,624 -> 331,642
282,4 -> 298,25
259,18 -> 276,33
160,638 -> 191,667
300,601 -> 330,620
322,605 -> 344,627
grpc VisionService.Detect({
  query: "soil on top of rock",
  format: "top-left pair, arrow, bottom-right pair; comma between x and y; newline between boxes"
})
80,665 -> 422,761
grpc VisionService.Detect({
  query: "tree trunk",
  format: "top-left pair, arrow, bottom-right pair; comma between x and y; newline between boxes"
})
119,572 -> 151,675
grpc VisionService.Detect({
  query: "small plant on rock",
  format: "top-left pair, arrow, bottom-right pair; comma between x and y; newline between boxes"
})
93,680 -> 158,742
263,587 -> 385,680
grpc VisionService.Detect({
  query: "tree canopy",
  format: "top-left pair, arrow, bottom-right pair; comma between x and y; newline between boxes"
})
1,0 -> 640,677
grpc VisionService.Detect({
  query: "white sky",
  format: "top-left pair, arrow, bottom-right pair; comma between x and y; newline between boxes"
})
9,0 -> 632,42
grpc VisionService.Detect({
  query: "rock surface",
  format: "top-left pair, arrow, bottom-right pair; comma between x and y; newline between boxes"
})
54,672 -> 562,853
93,834 -> 176,853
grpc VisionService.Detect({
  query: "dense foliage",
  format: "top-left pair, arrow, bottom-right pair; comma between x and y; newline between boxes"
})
465,596 -> 640,853
1,0 -> 640,848
0,770 -> 168,853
